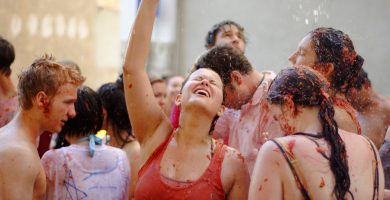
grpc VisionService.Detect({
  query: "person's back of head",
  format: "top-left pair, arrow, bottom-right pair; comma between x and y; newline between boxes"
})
60,86 -> 103,138
310,27 -> 365,94
0,35 -> 15,77
97,82 -> 133,146
17,54 -> 85,110
194,45 -> 253,86
267,66 -> 350,199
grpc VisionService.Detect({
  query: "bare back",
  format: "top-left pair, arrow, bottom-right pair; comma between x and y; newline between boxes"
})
250,130 -> 384,200
359,96 -> 390,149
0,127 -> 46,200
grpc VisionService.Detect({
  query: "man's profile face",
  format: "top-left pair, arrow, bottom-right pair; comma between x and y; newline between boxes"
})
44,83 -> 78,133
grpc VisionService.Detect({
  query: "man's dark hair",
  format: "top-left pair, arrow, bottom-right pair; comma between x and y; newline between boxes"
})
193,45 -> 253,86
205,20 -> 246,49
0,35 -> 15,76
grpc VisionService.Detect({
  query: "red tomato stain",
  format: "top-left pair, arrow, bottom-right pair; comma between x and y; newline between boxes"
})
316,146 -> 326,154
128,83 -> 133,89
237,153 -> 245,163
319,177 -> 325,188
288,139 -> 296,153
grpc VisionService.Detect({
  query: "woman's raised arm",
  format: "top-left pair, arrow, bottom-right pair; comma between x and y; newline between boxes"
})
122,0 -> 168,144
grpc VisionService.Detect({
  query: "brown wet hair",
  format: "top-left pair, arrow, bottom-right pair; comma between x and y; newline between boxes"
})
193,45 -> 253,87
310,27 -> 365,94
268,67 -> 350,199
17,54 -> 85,109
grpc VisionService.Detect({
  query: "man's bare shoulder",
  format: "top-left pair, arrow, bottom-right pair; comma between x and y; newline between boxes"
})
0,142 -> 38,167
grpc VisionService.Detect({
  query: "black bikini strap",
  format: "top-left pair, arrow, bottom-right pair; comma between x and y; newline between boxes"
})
270,139 -> 311,200
363,136 -> 379,200
293,132 -> 324,139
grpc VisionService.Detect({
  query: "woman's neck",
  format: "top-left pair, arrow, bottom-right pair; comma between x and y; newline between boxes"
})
176,109 -> 213,146
292,107 -> 323,134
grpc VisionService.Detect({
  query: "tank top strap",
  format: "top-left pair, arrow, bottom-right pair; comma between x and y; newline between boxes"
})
212,141 -> 227,172
138,131 -> 175,178
361,136 -> 380,200
270,139 -> 311,200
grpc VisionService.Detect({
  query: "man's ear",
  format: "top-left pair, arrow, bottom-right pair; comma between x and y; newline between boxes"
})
174,93 -> 182,106
217,105 -> 226,117
230,71 -> 243,86
35,91 -> 49,109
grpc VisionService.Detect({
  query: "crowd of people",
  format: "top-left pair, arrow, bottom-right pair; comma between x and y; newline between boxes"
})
1,0 -> 390,199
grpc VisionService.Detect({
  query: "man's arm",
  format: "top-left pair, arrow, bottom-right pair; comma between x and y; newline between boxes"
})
0,147 -> 39,199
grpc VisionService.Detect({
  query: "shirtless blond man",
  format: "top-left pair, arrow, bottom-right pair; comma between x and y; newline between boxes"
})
0,55 -> 85,199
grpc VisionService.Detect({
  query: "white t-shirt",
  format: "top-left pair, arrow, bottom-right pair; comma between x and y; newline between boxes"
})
41,144 -> 130,200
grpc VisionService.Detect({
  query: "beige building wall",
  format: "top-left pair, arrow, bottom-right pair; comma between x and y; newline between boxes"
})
0,0 -> 121,90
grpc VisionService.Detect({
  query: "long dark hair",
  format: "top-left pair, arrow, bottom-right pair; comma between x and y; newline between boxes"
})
97,82 -> 134,147
268,67 -> 350,199
310,27 -> 365,95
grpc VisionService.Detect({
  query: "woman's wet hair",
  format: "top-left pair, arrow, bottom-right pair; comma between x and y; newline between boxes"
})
97,82 -> 134,146
60,86 -> 103,138
205,20 -> 246,49
310,27 -> 365,94
268,67 -> 350,199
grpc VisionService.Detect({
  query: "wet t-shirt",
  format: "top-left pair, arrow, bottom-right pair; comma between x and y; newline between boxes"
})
214,71 -> 283,175
0,95 -> 18,128
41,144 -> 130,200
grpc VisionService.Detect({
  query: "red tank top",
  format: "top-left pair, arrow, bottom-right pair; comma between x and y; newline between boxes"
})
333,97 -> 362,135
135,134 -> 226,200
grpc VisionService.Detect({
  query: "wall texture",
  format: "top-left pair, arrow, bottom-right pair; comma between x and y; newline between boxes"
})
0,0 -> 122,89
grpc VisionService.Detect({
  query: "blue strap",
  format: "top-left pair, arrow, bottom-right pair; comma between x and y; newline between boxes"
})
76,134 -> 103,157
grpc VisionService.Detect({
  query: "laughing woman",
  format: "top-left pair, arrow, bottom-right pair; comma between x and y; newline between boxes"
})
122,0 -> 249,199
